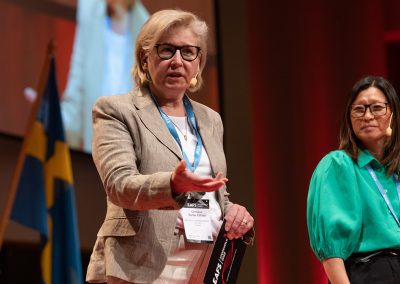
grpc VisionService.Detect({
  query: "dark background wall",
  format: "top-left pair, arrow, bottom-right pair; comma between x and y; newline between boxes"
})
216,1 -> 257,283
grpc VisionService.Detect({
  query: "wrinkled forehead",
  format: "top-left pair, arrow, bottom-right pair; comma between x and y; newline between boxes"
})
354,86 -> 387,104
157,25 -> 199,46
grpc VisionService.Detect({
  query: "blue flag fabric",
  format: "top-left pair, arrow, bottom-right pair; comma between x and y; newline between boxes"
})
10,58 -> 83,284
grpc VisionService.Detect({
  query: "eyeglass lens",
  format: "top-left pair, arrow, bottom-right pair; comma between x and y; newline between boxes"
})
156,44 -> 200,61
351,103 -> 388,117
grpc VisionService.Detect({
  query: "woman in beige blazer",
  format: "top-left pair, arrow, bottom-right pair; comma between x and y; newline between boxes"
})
86,9 -> 254,284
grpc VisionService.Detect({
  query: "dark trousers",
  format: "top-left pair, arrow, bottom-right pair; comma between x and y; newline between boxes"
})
341,250 -> 400,284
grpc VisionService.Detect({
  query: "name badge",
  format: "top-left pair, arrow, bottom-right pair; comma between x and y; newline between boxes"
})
204,220 -> 247,284
181,199 -> 213,243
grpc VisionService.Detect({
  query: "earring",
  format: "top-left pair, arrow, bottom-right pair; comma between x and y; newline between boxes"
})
189,76 -> 197,88
189,64 -> 200,88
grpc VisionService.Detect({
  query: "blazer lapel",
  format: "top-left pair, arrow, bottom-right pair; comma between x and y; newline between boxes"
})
192,102 -> 226,211
133,89 -> 183,160
192,103 -> 221,177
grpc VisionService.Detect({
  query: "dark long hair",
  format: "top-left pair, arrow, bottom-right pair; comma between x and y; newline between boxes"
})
339,76 -> 400,175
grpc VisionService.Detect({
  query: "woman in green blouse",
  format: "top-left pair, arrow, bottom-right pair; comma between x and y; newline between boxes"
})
307,76 -> 400,284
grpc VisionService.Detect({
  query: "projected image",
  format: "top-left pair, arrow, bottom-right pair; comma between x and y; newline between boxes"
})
0,0 -> 219,153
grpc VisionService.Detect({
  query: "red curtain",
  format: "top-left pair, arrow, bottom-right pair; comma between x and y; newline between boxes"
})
245,1 -> 386,282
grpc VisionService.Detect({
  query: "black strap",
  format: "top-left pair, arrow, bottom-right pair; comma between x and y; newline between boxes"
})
346,249 -> 400,265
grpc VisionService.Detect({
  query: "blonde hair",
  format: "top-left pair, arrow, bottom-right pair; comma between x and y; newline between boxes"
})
131,9 -> 208,92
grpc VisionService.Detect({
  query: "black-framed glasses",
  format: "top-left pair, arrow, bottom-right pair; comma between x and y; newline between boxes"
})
155,43 -> 201,61
350,102 -> 389,118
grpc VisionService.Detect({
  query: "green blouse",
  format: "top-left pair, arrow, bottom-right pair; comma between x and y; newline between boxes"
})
307,149 -> 400,261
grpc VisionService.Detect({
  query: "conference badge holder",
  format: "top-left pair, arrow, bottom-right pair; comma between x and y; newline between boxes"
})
204,219 -> 247,284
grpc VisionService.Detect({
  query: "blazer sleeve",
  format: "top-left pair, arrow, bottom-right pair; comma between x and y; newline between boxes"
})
213,113 -> 233,215
92,96 -> 186,211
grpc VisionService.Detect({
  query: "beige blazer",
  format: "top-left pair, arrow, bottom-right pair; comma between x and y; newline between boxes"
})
86,87 -> 233,283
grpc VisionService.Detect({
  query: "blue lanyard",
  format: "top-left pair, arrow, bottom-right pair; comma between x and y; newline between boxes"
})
152,94 -> 203,172
366,165 -> 400,226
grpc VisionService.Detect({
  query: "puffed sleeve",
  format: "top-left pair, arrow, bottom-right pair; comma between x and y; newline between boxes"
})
307,151 -> 362,261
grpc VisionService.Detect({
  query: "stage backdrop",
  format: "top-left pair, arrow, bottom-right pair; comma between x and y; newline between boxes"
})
219,0 -> 400,283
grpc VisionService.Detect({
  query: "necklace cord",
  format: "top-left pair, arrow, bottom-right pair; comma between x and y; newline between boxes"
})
167,115 -> 188,141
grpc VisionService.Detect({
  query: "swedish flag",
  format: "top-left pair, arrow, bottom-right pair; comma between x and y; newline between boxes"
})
10,58 -> 83,284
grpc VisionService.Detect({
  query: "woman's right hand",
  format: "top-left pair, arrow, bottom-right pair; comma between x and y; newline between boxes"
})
322,258 -> 350,284
171,160 -> 228,194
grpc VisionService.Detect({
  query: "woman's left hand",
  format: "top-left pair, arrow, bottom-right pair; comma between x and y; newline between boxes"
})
224,204 -> 254,240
